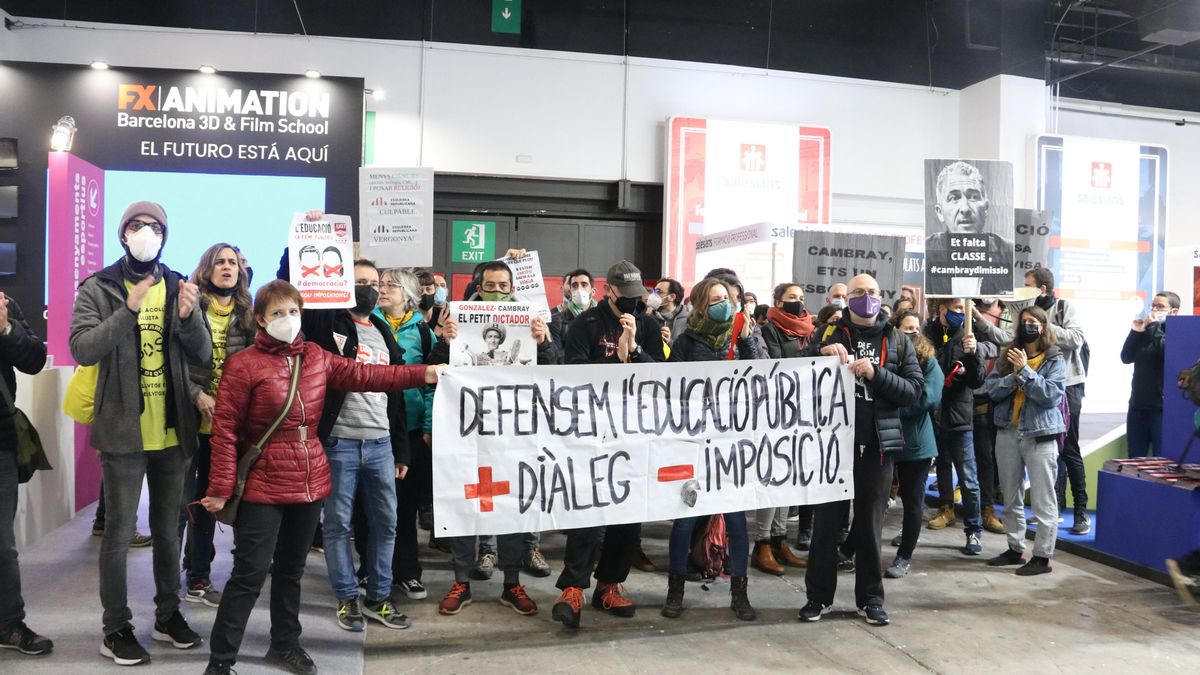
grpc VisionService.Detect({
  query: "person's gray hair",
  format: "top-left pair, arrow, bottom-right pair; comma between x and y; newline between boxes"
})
935,160 -> 985,199
381,267 -> 421,312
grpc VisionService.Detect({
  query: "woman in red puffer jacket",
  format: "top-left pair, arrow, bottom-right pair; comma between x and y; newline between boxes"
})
200,280 -> 445,675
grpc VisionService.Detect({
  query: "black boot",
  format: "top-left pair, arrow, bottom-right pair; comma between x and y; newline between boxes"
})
730,576 -> 756,621
661,573 -> 685,619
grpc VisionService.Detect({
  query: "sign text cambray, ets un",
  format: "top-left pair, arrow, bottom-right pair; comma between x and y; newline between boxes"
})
432,356 -> 856,537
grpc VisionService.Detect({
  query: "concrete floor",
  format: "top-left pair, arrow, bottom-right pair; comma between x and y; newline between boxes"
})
366,516 -> 1200,675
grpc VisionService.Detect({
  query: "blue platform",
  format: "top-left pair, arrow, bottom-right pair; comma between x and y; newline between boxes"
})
1093,469 -> 1200,573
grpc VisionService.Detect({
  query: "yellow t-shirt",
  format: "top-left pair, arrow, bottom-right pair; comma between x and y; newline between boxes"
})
126,278 -> 179,451
198,300 -> 233,434
1011,351 -> 1047,428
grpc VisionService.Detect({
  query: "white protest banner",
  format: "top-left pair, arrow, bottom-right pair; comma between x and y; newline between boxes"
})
289,212 -> 354,309
447,301 -> 537,367
694,221 -> 777,254
923,158 -> 1015,298
358,167 -> 433,267
791,230 -> 906,302
432,356 -> 856,537
1014,208 -> 1053,275
499,250 -> 552,321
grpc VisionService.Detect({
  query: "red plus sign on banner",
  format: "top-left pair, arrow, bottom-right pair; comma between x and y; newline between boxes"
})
464,467 -> 510,513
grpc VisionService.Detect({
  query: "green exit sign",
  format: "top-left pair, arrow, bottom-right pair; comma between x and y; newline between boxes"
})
452,220 -> 496,263
492,0 -> 521,34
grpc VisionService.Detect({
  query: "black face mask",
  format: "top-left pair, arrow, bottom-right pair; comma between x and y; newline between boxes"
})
614,296 -> 644,316
1034,293 -> 1055,311
781,300 -> 804,316
210,284 -> 237,298
353,285 -> 380,316
418,293 -> 436,311
1017,324 -> 1041,345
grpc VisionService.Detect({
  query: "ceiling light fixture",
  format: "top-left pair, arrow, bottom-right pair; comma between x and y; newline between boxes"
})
89,60 -> 109,70
199,65 -> 217,74
304,69 -> 321,79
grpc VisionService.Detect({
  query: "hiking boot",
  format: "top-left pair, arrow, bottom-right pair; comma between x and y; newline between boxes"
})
363,598 -> 411,629
438,582 -> 472,615
729,575 -> 756,621
552,587 -> 584,628
798,600 -> 831,622
772,535 -> 807,568
963,532 -> 982,556
982,505 -> 1005,534
661,573 -> 685,619
858,604 -> 890,626
500,584 -> 538,616
469,548 -> 497,581
523,547 -> 552,577
129,531 -> 152,547
152,611 -> 202,649
592,582 -> 636,618
397,578 -> 427,600
927,505 -> 955,530
264,646 -> 316,675
336,597 -> 364,631
186,580 -> 223,608
632,546 -> 656,573
987,548 -> 1026,567
751,540 -> 785,575
1015,556 -> 1053,576
1070,511 -> 1091,535
0,622 -> 52,656
885,557 -> 911,578
100,627 -> 151,666
795,529 -> 812,551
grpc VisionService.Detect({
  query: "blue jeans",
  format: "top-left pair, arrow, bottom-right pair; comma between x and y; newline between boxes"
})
322,437 -> 397,603
668,512 -> 749,577
1126,407 -> 1162,458
937,428 -> 982,536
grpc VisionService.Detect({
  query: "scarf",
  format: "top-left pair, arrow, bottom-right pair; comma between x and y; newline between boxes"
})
686,309 -> 733,352
119,256 -> 163,284
385,310 -> 414,334
767,306 -> 814,339
1011,351 -> 1047,428
565,297 -> 589,317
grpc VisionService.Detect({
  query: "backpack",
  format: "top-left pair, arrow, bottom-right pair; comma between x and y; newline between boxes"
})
689,513 -> 728,580
1182,358 -> 1200,407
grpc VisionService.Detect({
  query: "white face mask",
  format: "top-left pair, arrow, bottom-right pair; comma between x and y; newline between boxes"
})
571,288 -> 593,309
1150,311 -> 1168,323
265,315 -> 301,344
831,298 -> 846,310
645,292 -> 663,311
125,227 -> 162,263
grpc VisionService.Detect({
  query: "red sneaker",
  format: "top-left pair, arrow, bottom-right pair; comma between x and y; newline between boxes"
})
500,584 -> 538,616
551,587 -> 584,628
438,582 -> 472,615
592,582 -> 636,618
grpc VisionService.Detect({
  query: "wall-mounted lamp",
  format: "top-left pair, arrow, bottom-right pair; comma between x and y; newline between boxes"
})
50,116 -> 77,152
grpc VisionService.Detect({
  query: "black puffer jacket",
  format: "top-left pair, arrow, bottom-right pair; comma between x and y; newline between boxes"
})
808,314 -> 922,453
923,319 -> 985,431
669,327 -> 761,363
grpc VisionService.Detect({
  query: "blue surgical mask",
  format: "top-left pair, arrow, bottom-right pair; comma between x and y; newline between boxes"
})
434,287 -> 448,305
707,300 -> 733,323
945,310 -> 965,329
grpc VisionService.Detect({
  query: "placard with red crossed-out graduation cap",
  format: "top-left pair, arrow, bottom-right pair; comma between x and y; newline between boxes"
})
288,211 -> 354,309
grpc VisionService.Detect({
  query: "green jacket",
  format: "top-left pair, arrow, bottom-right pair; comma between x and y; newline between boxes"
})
895,356 -> 943,463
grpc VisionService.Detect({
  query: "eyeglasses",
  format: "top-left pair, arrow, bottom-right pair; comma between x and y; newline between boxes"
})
1150,304 -> 1172,311
356,280 -> 380,289
380,282 -> 404,290
125,220 -> 163,235
847,288 -> 880,298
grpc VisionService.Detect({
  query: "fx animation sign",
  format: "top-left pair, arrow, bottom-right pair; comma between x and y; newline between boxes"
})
432,356 -> 856,537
